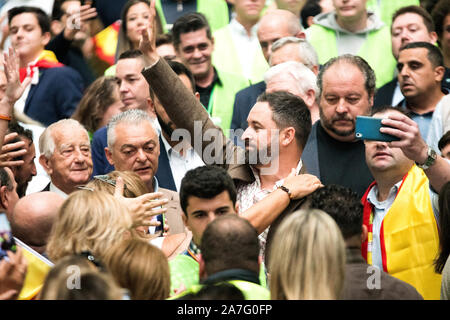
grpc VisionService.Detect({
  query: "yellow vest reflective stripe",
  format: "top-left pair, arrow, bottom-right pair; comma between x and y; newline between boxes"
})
362,165 -> 441,300
170,280 -> 270,300
155,0 -> 229,33
211,69 -> 250,134
212,25 -> 269,84
308,24 -> 397,88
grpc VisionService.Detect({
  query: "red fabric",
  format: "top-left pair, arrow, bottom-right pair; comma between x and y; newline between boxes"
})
19,59 -> 64,83
361,180 -> 376,261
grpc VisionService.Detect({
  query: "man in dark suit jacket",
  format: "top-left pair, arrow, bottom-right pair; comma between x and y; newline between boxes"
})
373,5 -> 449,109
8,6 -> 83,127
230,9 -> 305,138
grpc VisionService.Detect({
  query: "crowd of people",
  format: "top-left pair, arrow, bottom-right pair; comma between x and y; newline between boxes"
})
1,0 -> 450,301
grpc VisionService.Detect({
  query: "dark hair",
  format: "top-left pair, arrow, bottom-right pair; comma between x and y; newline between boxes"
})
392,5 -> 435,33
0,167 -> 14,191
438,130 -> 450,151
179,166 -> 237,215
432,0 -> 450,40
201,215 -> 260,276
180,283 -> 245,300
118,49 -> 143,60
400,41 -> 444,68
72,76 -> 120,133
156,33 -> 173,47
304,184 -> 363,239
7,120 -> 34,163
172,12 -> 211,49
371,105 -> 411,117
167,60 -> 196,93
8,120 -> 33,142
8,6 -> 51,34
256,91 -> 311,149
435,181 -> 450,273
318,54 -> 377,99
300,0 -> 321,29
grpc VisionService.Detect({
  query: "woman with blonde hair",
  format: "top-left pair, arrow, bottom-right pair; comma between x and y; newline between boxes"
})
40,255 -> 124,300
269,209 -> 346,300
46,190 -> 133,263
103,238 -> 170,300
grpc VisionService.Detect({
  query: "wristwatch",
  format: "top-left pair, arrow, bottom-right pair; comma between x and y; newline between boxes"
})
415,147 -> 437,170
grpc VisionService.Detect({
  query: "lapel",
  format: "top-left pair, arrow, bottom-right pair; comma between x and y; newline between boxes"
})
155,135 -> 177,191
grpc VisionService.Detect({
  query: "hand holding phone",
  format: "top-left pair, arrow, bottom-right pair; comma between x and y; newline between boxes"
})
0,231 -> 17,261
355,116 -> 400,142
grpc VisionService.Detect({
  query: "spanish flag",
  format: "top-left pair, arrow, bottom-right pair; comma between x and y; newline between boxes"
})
19,50 -> 63,83
15,238 -> 53,300
93,20 -> 120,66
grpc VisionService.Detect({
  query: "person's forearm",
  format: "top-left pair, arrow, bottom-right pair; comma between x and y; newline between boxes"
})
240,188 -> 290,234
424,156 -> 450,194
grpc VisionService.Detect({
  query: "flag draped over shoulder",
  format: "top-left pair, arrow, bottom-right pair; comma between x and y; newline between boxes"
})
19,50 -> 63,83
15,238 -> 53,300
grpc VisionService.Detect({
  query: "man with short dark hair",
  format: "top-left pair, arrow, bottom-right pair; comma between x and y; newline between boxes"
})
7,121 -> 36,197
302,54 -> 375,198
171,12 -> 249,131
396,41 -> 446,138
304,184 -> 423,300
0,167 -> 19,231
438,130 -> 450,160
374,5 -> 450,108
174,214 -> 270,300
140,6 -> 322,266
361,106 -> 450,299
8,6 -> 83,126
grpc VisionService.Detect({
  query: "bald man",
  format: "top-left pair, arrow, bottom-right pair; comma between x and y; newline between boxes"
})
231,9 -> 306,137
10,192 -> 64,255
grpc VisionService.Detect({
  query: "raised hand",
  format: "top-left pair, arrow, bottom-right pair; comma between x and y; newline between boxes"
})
138,0 -> 159,64
0,133 -> 26,168
114,176 -> 168,228
380,113 -> 428,164
2,48 -> 31,106
64,3 -> 97,41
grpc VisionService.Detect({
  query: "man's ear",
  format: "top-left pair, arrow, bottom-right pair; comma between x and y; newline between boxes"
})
296,31 -> 306,39
146,98 -> 156,116
194,92 -> 200,101
182,213 -> 189,228
234,201 -> 240,214
39,155 -> 52,175
435,65 -> 445,83
0,186 -> 7,209
198,254 -> 207,280
50,20 -> 64,36
281,127 -> 296,147
105,147 -> 114,166
304,89 -> 316,107
41,31 -> 51,47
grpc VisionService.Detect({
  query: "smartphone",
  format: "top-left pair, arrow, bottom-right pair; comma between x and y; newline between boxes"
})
355,116 -> 400,142
0,231 -> 17,260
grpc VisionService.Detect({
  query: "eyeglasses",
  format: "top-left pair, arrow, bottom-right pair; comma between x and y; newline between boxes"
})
93,175 -> 127,190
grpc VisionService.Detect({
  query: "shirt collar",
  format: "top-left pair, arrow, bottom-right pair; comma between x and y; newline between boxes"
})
366,180 -> 402,209
49,182 -> 69,199
229,18 -> 259,38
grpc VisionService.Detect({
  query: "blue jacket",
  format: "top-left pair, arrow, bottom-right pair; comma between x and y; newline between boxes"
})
24,66 -> 83,127
230,81 -> 266,132
91,127 -> 177,191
